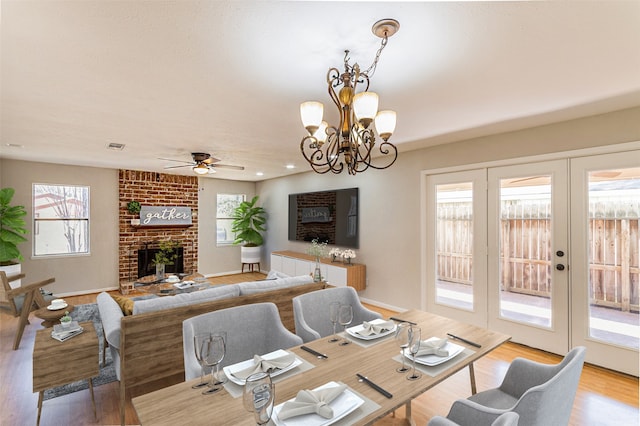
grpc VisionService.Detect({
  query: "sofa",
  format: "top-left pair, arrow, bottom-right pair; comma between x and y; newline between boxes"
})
96,274 -> 325,425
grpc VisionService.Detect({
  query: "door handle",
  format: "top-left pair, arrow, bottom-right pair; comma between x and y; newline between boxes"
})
556,264 -> 565,271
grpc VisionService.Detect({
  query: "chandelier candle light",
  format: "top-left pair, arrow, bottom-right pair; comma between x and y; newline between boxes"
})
300,19 -> 400,175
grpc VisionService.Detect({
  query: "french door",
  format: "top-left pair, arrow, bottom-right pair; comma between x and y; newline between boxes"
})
424,148 -> 639,375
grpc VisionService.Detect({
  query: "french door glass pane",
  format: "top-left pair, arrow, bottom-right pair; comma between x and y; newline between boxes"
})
587,167 -> 640,349
498,176 -> 552,328
435,182 -> 473,310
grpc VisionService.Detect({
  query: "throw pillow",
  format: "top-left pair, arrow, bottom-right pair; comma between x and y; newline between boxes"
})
111,294 -> 134,316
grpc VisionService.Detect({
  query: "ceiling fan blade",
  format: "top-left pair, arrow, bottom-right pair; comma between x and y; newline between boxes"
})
158,157 -> 195,165
164,164 -> 194,169
212,164 -> 245,171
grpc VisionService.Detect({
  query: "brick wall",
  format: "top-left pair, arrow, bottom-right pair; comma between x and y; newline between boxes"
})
118,170 -> 199,292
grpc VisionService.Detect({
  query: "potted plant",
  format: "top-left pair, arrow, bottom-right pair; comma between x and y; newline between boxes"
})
151,240 -> 179,281
231,195 -> 267,266
60,311 -> 72,328
0,188 -> 28,283
127,200 -> 142,225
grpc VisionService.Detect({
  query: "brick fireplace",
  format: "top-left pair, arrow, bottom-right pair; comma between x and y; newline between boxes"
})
118,170 -> 198,293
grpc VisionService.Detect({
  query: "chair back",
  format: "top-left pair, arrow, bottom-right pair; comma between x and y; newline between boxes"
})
513,346 -> 586,425
292,286 -> 382,342
182,302 -> 303,380
0,271 -> 26,316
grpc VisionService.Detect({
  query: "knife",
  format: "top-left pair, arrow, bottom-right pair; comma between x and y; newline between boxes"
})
446,333 -> 482,348
389,316 -> 417,325
300,345 -> 328,359
356,373 -> 393,399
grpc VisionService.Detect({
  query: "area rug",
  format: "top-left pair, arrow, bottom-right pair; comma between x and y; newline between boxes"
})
42,295 -> 157,400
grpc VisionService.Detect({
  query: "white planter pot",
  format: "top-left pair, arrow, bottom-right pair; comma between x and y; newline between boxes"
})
241,246 -> 261,264
0,263 -> 22,289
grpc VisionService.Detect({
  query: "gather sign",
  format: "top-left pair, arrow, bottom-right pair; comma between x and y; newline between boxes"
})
139,206 -> 192,226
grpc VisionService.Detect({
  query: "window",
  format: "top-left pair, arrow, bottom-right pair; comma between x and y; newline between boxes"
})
33,184 -> 89,256
216,193 -> 244,245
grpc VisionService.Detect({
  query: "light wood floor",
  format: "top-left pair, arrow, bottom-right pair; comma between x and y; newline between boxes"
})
1,275 -> 637,425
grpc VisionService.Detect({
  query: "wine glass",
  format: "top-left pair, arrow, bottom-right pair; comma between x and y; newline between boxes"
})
191,333 -> 211,389
200,335 -> 225,394
211,331 -> 228,385
243,372 -> 275,425
395,323 -> 411,373
407,326 -> 422,381
338,304 -> 353,346
328,302 -> 341,342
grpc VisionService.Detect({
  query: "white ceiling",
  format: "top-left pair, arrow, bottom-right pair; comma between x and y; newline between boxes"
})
2,1 -> 639,181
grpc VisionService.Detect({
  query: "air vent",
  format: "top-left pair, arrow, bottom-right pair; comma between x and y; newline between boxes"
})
107,142 -> 125,151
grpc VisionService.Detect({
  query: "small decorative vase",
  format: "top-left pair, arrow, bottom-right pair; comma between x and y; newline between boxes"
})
331,254 -> 337,263
343,258 -> 351,265
313,256 -> 322,282
156,263 -> 165,281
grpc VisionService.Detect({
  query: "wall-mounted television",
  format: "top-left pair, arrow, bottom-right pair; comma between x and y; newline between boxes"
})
288,188 -> 359,248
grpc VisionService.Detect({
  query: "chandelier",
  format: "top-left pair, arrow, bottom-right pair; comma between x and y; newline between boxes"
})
300,19 -> 400,175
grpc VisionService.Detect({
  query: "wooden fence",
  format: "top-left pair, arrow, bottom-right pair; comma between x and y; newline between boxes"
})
436,200 -> 640,312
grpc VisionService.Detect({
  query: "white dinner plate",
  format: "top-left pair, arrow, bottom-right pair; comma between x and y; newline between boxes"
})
404,337 -> 465,366
47,303 -> 68,310
345,319 -> 397,340
173,281 -> 196,289
272,381 -> 364,426
223,349 -> 302,385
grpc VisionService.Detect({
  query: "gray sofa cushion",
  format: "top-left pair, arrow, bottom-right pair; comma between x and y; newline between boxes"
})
96,292 -> 124,350
132,284 -> 240,314
237,275 -> 314,295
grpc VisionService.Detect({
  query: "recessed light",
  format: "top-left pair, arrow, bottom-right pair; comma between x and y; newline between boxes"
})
107,142 -> 125,151
256,172 -> 264,176
286,164 -> 295,169
5,143 -> 23,148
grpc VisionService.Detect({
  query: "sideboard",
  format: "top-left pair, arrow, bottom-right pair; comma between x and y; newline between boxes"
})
271,250 -> 366,290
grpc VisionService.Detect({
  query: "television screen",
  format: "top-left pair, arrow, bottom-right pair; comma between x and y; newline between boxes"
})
288,188 -> 358,248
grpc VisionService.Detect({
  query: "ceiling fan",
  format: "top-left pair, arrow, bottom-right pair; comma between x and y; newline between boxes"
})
159,152 -> 245,175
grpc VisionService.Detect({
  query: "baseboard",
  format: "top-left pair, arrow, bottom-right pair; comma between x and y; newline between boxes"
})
53,286 -> 120,298
359,297 -> 407,313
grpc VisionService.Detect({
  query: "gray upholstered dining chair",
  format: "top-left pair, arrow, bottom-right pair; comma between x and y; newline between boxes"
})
182,302 -> 303,380
292,286 -> 382,342
428,411 -> 519,426
430,346 -> 585,426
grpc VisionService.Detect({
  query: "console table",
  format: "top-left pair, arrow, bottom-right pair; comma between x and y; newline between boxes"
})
271,250 -> 366,290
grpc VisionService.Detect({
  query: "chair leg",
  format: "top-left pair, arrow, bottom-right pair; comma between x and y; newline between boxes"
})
14,290 -> 35,350
469,362 -> 477,395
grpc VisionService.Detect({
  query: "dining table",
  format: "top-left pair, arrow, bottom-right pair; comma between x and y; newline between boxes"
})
132,309 -> 510,425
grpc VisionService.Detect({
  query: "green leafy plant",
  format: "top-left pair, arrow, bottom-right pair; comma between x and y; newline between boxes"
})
60,311 -> 72,323
152,240 -> 179,266
0,188 -> 28,265
126,200 -> 141,215
231,195 -> 266,247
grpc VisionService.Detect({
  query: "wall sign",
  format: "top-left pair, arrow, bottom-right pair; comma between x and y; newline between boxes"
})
139,206 -> 192,226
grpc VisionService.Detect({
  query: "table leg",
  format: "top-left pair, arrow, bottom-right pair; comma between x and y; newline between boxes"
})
469,362 -> 477,395
37,391 -> 43,426
405,401 -> 416,426
89,378 -> 97,420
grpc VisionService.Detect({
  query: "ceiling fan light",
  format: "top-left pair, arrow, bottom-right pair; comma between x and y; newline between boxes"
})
193,163 -> 209,175
353,92 -> 378,128
300,101 -> 324,135
375,110 -> 396,141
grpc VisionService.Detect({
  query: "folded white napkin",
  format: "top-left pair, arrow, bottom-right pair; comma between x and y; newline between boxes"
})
278,384 -> 347,420
356,320 -> 395,336
415,338 -> 449,357
232,353 -> 295,380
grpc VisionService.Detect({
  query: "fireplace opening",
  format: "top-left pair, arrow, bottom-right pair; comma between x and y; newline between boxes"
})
137,245 -> 184,278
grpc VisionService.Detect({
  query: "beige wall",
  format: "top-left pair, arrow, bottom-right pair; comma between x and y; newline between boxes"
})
258,107 -> 640,311
197,178 -> 256,276
0,160 -> 120,295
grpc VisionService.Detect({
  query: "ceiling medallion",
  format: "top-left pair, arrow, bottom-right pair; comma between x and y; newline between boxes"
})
300,19 -> 400,175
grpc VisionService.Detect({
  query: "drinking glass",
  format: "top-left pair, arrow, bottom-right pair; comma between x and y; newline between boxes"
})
338,304 -> 353,346
191,333 -> 211,389
243,372 -> 275,425
407,326 -> 422,381
395,323 -> 411,373
200,335 -> 225,394
212,331 -> 228,385
328,302 -> 341,342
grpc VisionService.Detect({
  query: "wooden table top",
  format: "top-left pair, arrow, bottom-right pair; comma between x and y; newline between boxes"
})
133,310 -> 510,425
33,304 -> 75,321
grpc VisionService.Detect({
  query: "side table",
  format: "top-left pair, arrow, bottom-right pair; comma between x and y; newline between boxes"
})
33,304 -> 75,328
33,321 -> 99,425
